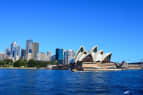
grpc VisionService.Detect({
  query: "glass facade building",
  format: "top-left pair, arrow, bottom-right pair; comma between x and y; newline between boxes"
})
11,41 -> 17,59
6,48 -> 11,57
21,49 -> 26,59
56,48 -> 64,64
64,50 -> 74,64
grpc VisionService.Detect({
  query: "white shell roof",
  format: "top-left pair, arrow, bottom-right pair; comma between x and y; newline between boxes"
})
74,46 -> 112,63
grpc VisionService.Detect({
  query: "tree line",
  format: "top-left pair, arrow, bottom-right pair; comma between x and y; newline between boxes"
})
0,59 -> 58,68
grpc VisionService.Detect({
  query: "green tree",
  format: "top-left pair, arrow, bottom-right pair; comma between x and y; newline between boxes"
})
0,61 -> 4,67
13,59 -> 27,67
27,59 -> 37,67
27,59 -> 56,67
0,59 -> 13,67
51,60 -> 58,65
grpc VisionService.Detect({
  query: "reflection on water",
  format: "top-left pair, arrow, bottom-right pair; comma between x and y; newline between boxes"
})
0,69 -> 143,95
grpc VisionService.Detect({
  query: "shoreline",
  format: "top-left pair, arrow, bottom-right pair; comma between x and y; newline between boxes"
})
0,67 -> 142,71
0,67 -> 48,70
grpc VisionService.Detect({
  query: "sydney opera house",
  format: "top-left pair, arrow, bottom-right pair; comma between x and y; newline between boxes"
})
74,46 -> 112,64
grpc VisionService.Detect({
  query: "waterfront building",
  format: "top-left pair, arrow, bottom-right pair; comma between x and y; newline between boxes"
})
32,42 -> 39,60
10,41 -> 18,61
11,41 -> 17,58
64,49 -> 74,64
51,55 -> 56,60
26,40 -> 33,54
21,49 -> 26,59
0,53 -> 5,61
26,53 -> 32,61
56,48 -> 64,64
17,45 -> 20,57
37,52 -> 49,61
5,48 -> 11,58
47,51 -> 51,61
74,46 -> 112,63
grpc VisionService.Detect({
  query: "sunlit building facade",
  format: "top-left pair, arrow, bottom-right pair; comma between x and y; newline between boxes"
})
32,42 -> 39,60
64,49 -> 74,64
26,40 -> 33,54
74,46 -> 112,63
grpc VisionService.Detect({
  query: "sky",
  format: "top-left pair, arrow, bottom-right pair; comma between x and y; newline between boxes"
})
0,0 -> 143,62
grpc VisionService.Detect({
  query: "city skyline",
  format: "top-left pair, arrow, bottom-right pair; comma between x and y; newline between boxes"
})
0,39 -> 142,63
0,0 -> 143,62
0,40 -> 75,64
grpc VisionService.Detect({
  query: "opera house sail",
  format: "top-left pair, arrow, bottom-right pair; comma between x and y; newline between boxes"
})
74,46 -> 112,64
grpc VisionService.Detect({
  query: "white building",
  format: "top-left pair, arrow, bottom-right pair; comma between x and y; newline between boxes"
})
37,52 -> 51,61
26,53 -> 32,61
10,41 -> 20,61
74,46 -> 112,63
64,49 -> 74,64
47,51 -> 51,61
0,53 -> 5,61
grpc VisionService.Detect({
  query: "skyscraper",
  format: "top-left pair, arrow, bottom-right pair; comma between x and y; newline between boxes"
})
64,49 -> 74,64
10,41 -> 20,61
21,49 -> 26,59
5,48 -> 11,57
47,51 -> 51,61
17,45 -> 20,57
32,42 -> 39,60
26,40 -> 33,54
11,41 -> 17,60
56,48 -> 64,64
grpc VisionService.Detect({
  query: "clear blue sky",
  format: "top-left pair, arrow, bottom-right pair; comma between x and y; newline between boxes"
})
0,0 -> 143,62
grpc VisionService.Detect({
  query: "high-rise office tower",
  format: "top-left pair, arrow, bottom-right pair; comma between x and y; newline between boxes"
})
47,51 -> 51,61
5,48 -> 11,57
21,49 -> 26,59
11,41 -> 17,60
17,45 -> 20,57
56,48 -> 64,64
47,51 -> 51,56
64,49 -> 74,64
26,40 -> 33,54
32,42 -> 39,60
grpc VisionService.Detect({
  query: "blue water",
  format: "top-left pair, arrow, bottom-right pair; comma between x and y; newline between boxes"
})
0,69 -> 143,95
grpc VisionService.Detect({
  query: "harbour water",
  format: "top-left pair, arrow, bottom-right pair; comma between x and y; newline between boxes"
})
0,69 -> 143,95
